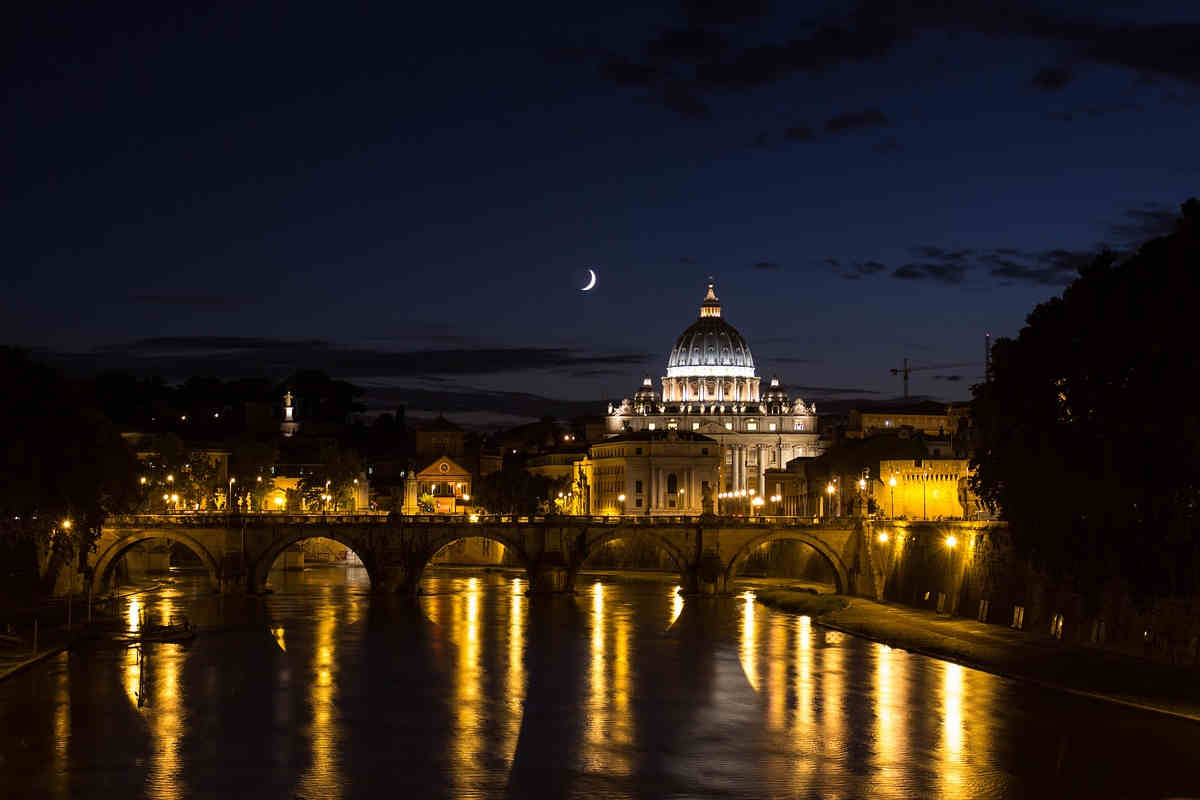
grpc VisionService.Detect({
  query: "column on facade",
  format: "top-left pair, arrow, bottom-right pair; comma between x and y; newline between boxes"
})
733,445 -> 742,491
757,444 -> 766,497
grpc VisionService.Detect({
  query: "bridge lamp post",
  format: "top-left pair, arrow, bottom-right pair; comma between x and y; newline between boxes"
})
825,483 -> 835,518
228,477 -> 235,512
889,475 -> 897,519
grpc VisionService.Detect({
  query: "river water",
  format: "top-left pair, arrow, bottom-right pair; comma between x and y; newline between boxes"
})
2,566 -> 1198,799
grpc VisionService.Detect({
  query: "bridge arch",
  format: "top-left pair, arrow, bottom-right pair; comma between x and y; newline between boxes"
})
578,528 -> 689,574
426,527 -> 531,569
250,528 -> 380,592
92,530 -> 221,595
724,530 -> 849,595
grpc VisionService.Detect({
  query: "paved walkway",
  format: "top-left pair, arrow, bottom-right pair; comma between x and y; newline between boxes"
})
819,598 -> 1200,721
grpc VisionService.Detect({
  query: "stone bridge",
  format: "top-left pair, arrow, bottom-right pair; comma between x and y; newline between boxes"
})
90,514 -> 1002,599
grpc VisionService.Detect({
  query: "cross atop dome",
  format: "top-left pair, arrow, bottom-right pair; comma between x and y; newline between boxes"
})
700,279 -> 721,318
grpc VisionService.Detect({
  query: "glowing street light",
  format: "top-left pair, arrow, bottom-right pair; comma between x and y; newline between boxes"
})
61,519 -> 72,530
139,476 -> 147,485
889,475 -> 897,519
617,493 -> 626,502
878,532 -> 889,543
945,535 -> 958,549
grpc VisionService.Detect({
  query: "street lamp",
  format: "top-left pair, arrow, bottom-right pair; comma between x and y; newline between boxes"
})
228,476 -> 236,511
889,475 -> 897,519
945,535 -> 958,548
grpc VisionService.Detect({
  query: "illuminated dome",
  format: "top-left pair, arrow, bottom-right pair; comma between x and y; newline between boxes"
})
666,283 -> 756,379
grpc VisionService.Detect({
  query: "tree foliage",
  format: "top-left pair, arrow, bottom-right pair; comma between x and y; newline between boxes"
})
0,349 -> 139,598
471,464 -> 557,516
970,198 -> 1200,602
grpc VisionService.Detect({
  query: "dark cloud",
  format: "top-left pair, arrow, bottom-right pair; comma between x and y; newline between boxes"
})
56,338 -> 654,381
978,248 -> 1092,286
828,258 -> 888,280
646,26 -> 728,62
825,107 -> 888,134
1045,102 -> 1142,122
1031,65 -> 1073,91
751,130 -> 770,148
661,81 -> 711,119
129,293 -> 231,307
772,357 -> 823,365
752,260 -> 782,270
910,245 -> 972,262
891,263 -> 968,285
603,4 -> 1199,121
682,0 -> 771,26
787,384 -> 884,397
784,125 -> 816,141
1106,203 -> 1178,244
604,59 -> 659,88
680,256 -> 698,264
872,135 -> 901,154
822,201 -> 1183,288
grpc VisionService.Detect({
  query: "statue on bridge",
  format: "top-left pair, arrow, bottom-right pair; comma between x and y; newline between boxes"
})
701,482 -> 715,516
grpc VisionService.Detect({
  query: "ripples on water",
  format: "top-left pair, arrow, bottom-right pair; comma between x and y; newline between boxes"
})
2,566 -> 1199,799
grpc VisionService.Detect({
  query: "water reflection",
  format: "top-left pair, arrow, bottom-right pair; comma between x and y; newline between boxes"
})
147,646 -> 183,800
297,605 -> 342,800
670,585 -> 684,626
6,570 -> 1200,799
941,662 -> 965,798
583,580 -> 634,782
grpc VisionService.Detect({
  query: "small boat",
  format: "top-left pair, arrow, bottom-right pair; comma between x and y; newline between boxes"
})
138,617 -> 197,643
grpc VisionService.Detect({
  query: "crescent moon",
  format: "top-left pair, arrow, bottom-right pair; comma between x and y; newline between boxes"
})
581,268 -> 597,291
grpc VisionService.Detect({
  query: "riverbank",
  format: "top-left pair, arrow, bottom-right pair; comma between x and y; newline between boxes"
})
808,597 -> 1200,722
0,579 -> 171,683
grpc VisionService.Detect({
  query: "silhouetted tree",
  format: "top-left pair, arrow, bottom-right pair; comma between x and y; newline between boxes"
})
0,349 -> 139,601
472,464 -> 556,515
970,198 -> 1200,603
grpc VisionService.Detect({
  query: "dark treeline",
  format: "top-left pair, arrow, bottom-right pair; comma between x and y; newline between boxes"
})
971,198 -> 1200,606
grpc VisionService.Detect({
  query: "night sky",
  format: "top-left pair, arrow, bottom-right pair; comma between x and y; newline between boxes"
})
5,2 -> 1197,424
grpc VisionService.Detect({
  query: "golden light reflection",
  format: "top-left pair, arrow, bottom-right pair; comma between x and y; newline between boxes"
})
670,585 -> 684,626
450,576 -> 484,798
940,662 -> 965,798
583,580 -> 632,778
873,642 -> 910,793
297,609 -> 341,800
127,597 -> 141,633
147,646 -> 182,800
52,657 -> 69,799
506,577 -> 525,754
767,616 -> 786,730
795,616 -> 812,732
123,646 -> 141,707
739,591 -> 759,692
271,626 -> 286,653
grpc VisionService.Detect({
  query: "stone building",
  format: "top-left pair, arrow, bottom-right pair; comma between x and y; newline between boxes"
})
607,282 -> 823,498
576,430 -> 720,516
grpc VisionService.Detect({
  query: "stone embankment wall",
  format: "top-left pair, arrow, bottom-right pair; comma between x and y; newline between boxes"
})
868,521 -> 1200,663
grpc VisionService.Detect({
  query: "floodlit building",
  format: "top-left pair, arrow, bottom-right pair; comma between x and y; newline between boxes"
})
576,430 -> 721,516
606,281 -> 824,497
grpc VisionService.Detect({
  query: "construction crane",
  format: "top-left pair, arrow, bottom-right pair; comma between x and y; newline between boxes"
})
889,358 -> 979,399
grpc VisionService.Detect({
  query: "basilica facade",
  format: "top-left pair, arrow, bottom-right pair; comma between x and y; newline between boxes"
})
606,282 -> 824,497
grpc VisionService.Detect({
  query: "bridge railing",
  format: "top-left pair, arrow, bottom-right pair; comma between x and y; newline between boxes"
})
106,511 -> 858,528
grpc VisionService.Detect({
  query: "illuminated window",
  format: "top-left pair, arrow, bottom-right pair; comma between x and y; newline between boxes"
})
747,420 -> 757,431
725,422 -> 733,430
768,422 -> 776,431
648,423 -> 656,430
692,422 -> 700,430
